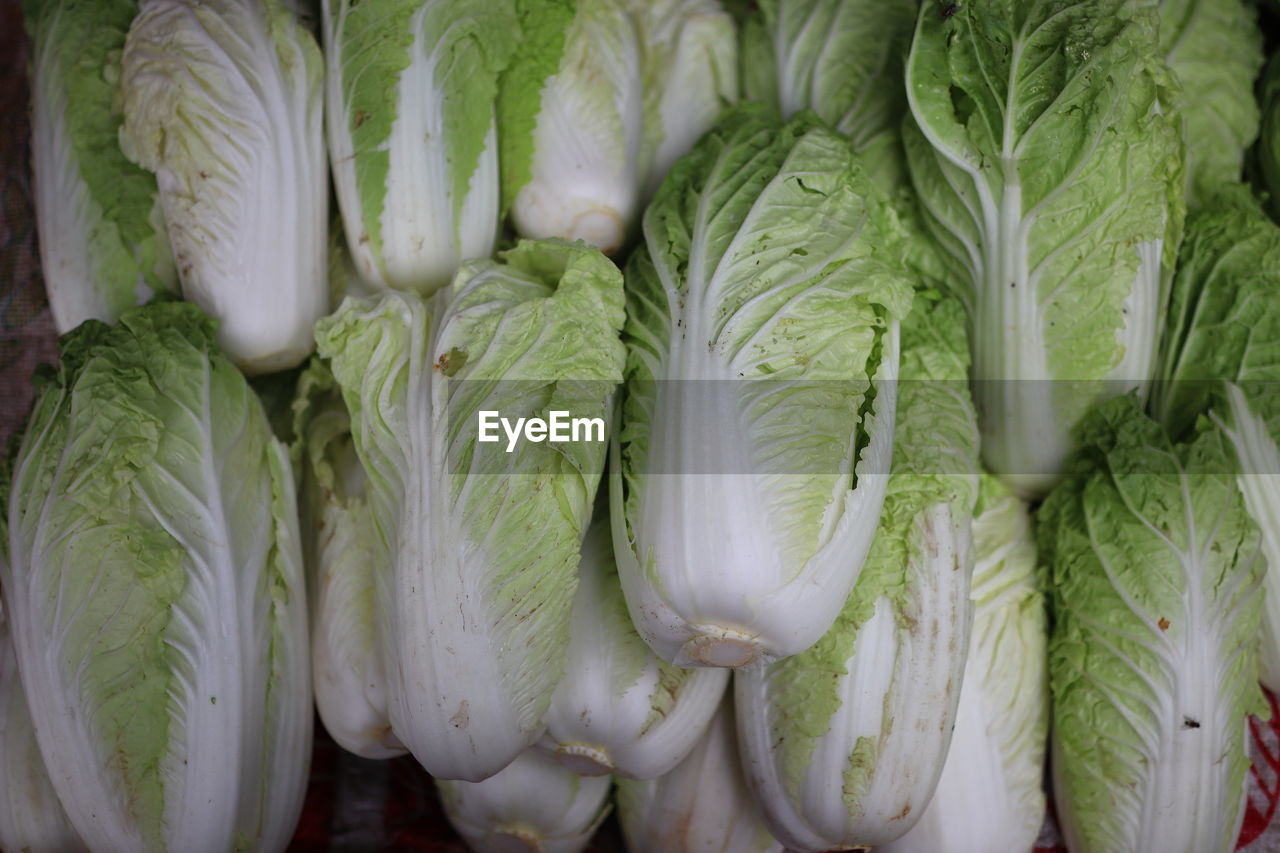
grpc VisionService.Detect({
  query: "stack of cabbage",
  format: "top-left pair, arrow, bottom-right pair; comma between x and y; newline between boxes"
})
8,0 -> 1280,851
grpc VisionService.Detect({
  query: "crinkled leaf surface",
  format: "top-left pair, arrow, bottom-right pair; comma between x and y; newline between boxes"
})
904,0 -> 1184,496
316,238 -> 625,781
3,302 -> 310,853
1043,396 -> 1264,853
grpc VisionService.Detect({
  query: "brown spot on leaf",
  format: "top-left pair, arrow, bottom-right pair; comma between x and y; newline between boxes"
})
1158,617 -> 1170,631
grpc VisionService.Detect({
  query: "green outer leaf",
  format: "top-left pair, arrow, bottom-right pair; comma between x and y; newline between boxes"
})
904,0 -> 1185,494
290,358 -> 405,759
754,0 -> 916,147
1257,54 -> 1280,222
1042,396 -> 1265,853
1158,0 -> 1262,203
620,104 -> 911,559
1150,183 -> 1280,694
24,0 -> 153,245
600,519 -> 654,702
500,0 -> 735,249
328,0 -> 517,268
291,358 -> 346,498
1154,185 -> 1280,439
253,436 -> 313,853
497,0 -> 576,214
24,0 -> 174,328
738,12 -> 779,115
965,474 -> 1048,832
504,0 -> 643,253
2,301 -> 310,851
737,0 -> 946,305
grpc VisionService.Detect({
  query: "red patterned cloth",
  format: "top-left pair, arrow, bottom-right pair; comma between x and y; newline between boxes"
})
1027,690 -> 1280,853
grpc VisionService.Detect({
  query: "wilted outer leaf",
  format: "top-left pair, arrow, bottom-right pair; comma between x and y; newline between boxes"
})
880,475 -> 1047,853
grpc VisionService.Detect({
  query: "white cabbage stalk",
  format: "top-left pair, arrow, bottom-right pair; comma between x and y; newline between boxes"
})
1044,398 -> 1265,853
734,291 -> 980,850
119,0 -> 327,374
904,0 -> 1183,497
612,109 -> 911,670
0,601 -> 87,853
294,361 -> 406,760
616,696 -> 783,853
24,0 -> 176,332
880,476 -> 1047,853
315,239 -> 625,781
635,0 -> 739,197
2,302 -> 312,853
503,0 -> 642,254
736,509 -> 973,850
323,0 -> 514,294
539,517 -> 728,779
437,748 -> 611,853
499,0 -> 736,254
